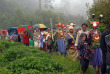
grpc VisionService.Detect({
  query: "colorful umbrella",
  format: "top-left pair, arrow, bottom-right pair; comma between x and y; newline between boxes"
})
0,30 -> 7,34
21,25 -> 32,29
33,24 -> 47,28
17,27 -> 27,33
8,27 -> 18,35
28,30 -> 34,37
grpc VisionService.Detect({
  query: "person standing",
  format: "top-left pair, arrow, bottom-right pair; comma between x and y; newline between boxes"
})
33,30 -> 40,48
76,27 -> 81,58
0,31 -> 6,41
88,22 -> 102,74
75,23 -> 89,54
100,24 -> 110,74
79,33 -> 93,74
65,26 -> 76,57
10,31 -> 18,42
22,30 -> 30,46
57,28 -> 66,56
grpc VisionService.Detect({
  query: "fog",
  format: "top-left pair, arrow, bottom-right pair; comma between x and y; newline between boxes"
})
0,0 -> 93,27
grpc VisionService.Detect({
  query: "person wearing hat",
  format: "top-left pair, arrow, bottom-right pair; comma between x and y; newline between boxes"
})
57,26 -> 66,56
70,22 -> 76,28
88,22 -> 102,74
65,26 -> 76,57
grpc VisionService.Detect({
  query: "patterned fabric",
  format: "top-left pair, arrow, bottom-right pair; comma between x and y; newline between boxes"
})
11,34 -> 18,42
33,32 -> 40,42
90,48 -> 103,65
58,39 -> 66,53
75,30 -> 89,46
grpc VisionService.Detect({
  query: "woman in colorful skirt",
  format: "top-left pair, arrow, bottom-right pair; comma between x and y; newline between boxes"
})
57,29 -> 67,56
88,22 -> 103,74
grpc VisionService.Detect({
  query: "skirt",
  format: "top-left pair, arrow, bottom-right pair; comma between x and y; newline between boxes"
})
58,39 -> 66,54
34,41 -> 40,48
90,48 -> 103,65
80,57 -> 89,71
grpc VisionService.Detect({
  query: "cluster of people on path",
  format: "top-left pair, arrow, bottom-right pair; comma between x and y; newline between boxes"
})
0,22 -> 110,74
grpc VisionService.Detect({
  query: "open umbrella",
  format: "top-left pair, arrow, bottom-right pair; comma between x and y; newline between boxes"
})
17,27 -> 27,33
8,27 -> 18,35
33,24 -> 47,31
0,30 -> 7,34
33,24 -> 47,28
21,25 -> 32,29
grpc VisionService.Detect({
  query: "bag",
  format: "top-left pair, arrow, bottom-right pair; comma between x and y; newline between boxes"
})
83,49 -> 92,60
105,34 -> 110,49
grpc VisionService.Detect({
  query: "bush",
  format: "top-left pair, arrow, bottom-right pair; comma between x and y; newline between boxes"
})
0,41 -> 94,74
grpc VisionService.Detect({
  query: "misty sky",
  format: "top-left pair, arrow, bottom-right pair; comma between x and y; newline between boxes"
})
53,0 -> 93,16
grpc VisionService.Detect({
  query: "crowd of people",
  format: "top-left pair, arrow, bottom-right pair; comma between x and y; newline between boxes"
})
0,22 -> 110,74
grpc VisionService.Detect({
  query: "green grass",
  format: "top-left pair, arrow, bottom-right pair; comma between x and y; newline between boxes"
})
0,41 -> 94,74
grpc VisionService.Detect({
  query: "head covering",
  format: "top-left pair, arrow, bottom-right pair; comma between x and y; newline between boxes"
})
76,27 -> 81,31
70,22 -> 76,26
69,26 -> 74,30
93,22 -> 97,27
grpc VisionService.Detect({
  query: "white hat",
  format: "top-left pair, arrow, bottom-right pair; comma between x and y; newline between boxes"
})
93,22 -> 97,27
69,26 -> 74,30
70,22 -> 76,26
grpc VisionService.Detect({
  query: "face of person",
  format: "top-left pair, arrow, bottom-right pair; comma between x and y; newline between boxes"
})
13,31 -> 16,34
93,26 -> 97,30
69,29 -> 73,33
82,25 -> 87,31
78,29 -> 81,32
82,35 -> 86,41
2,31 -> 5,34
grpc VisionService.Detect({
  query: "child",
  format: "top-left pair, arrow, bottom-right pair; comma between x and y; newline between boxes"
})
29,37 -> 34,47
79,33 -> 93,74
47,35 -> 53,54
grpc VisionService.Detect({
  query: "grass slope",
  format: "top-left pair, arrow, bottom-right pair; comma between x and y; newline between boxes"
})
0,41 -> 94,74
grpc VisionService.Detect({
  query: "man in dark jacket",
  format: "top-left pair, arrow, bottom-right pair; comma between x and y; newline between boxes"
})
100,24 -> 110,74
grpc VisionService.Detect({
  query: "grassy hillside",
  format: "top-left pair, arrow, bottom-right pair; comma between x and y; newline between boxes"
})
0,41 -> 94,74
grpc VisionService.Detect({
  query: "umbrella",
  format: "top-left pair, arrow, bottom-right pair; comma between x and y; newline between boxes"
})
17,27 -> 27,33
21,25 -> 32,29
33,24 -> 47,28
8,27 -> 18,35
28,30 -> 34,37
17,27 -> 34,37
0,30 -> 7,34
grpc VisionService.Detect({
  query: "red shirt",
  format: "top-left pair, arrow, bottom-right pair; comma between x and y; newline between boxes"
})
23,34 -> 30,44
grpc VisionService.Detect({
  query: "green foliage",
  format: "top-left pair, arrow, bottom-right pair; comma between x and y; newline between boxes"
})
88,0 -> 110,32
98,24 -> 106,33
0,41 -> 94,74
